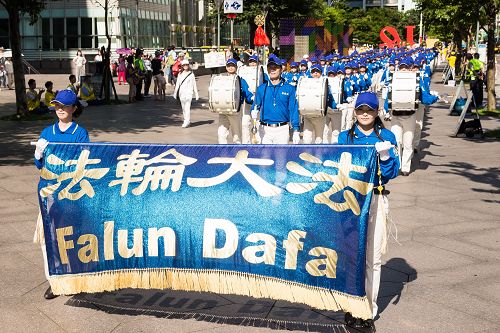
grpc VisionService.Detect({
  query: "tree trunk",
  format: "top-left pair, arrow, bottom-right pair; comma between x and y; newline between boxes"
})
485,13 -> 496,111
103,0 -> 110,102
453,30 -> 462,78
8,8 -> 27,116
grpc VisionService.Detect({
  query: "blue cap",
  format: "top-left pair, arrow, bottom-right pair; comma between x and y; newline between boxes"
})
310,56 -> 317,63
226,58 -> 237,66
249,55 -> 259,62
267,54 -> 280,66
320,56 -> 327,61
310,64 -> 322,73
355,92 -> 379,110
290,61 -> 299,68
281,59 -> 287,66
52,89 -> 78,106
327,65 -> 336,74
299,60 -> 308,66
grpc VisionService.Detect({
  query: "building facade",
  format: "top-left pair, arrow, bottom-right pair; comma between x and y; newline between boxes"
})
0,0 -> 217,59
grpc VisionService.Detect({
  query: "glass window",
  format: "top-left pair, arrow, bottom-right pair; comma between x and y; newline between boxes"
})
42,18 -> 50,50
66,17 -> 78,48
53,18 -> 64,50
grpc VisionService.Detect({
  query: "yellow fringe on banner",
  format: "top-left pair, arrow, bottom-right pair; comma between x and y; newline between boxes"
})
33,212 -> 45,245
48,268 -> 373,320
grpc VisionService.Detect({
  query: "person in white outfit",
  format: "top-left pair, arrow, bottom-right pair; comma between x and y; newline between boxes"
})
173,60 -> 199,128
73,50 -> 86,79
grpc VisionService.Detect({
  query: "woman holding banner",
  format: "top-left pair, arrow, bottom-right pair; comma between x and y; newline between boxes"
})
338,91 -> 399,331
33,90 -> 89,300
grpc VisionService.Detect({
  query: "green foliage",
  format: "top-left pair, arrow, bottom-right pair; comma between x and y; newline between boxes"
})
0,0 -> 47,24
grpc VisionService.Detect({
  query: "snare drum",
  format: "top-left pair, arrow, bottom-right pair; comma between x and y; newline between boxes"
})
237,65 -> 264,94
296,77 -> 328,117
208,74 -> 241,114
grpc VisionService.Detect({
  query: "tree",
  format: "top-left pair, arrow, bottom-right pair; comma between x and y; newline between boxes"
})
0,0 -> 47,116
480,0 -> 499,111
91,0 -> 118,103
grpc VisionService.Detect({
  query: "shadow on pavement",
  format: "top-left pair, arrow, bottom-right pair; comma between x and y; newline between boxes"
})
0,97 -> 189,166
377,258 -> 417,319
66,289 -> 371,332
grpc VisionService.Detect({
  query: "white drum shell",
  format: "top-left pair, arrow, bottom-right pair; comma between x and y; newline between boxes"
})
391,71 -> 418,111
297,77 -> 328,117
237,65 -> 264,94
208,75 -> 241,114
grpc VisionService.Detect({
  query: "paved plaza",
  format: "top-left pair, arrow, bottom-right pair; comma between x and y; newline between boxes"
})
0,68 -> 499,333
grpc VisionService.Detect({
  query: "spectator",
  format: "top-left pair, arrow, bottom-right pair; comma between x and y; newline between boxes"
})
181,47 -> 190,60
94,49 -> 103,75
0,64 -> 6,89
126,55 -> 137,103
73,49 -> 87,80
165,45 -> 177,85
26,79 -> 48,114
67,75 -> 80,95
80,75 -> 101,105
171,52 -> 184,85
117,55 -> 126,85
151,51 -> 163,100
4,57 -> 13,89
133,48 -> 146,101
44,81 -> 57,111
157,70 -> 166,101
143,54 -> 153,98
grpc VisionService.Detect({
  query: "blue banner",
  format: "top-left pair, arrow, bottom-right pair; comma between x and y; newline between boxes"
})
38,143 -> 377,318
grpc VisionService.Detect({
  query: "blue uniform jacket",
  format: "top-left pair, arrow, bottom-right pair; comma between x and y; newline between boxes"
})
342,76 -> 356,103
357,73 -> 372,92
35,122 -> 90,169
338,126 -> 399,186
251,79 -> 300,131
239,76 -> 254,105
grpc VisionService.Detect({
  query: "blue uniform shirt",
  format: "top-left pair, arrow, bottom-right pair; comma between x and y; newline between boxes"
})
338,125 -> 399,185
35,122 -> 90,169
251,79 -> 300,131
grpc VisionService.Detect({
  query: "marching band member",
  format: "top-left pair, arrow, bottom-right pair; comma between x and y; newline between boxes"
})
173,59 -> 199,128
240,56 -> 261,144
324,65 -> 343,143
251,55 -> 300,144
283,61 -> 300,86
338,91 -> 399,331
340,62 -> 357,131
358,63 -> 372,92
386,59 -> 415,176
302,64 -> 336,144
218,58 -> 254,144
299,60 -> 309,77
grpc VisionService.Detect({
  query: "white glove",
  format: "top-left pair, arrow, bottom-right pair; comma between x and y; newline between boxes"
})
292,131 -> 301,144
384,113 -> 392,121
251,109 -> 259,120
346,97 -> 353,103
34,138 -> 49,160
375,141 -> 392,161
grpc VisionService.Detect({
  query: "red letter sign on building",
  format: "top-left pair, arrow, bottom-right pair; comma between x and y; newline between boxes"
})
379,26 -> 416,48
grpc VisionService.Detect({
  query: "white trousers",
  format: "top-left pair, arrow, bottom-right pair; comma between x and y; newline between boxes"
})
180,97 -> 192,125
303,117 -> 325,144
366,194 -> 387,319
390,113 -> 416,173
413,104 -> 428,150
341,103 -> 354,131
324,110 -> 342,143
259,125 -> 290,144
218,113 -> 242,144
241,104 -> 261,144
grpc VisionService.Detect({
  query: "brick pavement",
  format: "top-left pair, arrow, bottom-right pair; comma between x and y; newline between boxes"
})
0,66 -> 499,333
